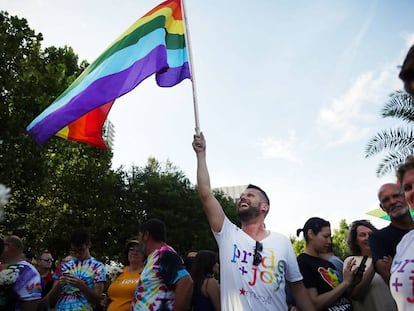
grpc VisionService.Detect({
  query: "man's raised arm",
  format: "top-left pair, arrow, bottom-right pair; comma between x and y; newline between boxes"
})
192,132 -> 225,232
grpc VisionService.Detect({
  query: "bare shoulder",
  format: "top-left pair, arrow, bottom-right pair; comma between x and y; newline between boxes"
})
207,277 -> 219,286
205,277 -> 219,293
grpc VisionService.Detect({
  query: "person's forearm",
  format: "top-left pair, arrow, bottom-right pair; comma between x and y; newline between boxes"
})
313,281 -> 351,310
196,152 -> 212,200
349,265 -> 375,300
290,282 -> 316,311
45,281 -> 61,306
78,282 -> 101,305
193,133 -> 225,232
375,259 -> 391,284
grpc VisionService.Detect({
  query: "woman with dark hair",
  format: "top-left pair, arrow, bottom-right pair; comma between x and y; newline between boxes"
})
190,250 -> 220,311
345,220 -> 396,311
105,238 -> 145,311
296,217 -> 355,311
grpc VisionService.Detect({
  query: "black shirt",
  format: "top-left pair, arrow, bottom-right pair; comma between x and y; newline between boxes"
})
297,253 -> 351,311
368,224 -> 410,264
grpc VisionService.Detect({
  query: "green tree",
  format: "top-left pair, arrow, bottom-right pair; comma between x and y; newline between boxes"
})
331,219 -> 350,260
0,11 -> 117,260
36,143 -> 118,261
0,10 -> 240,263
114,158 -> 237,258
290,235 -> 305,256
0,11 -> 49,236
365,90 -> 414,177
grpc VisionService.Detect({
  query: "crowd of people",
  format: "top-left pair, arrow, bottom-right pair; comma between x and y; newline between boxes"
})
3,158 -> 414,311
191,134 -> 414,311
1,163 -> 414,311
0,39 -> 413,311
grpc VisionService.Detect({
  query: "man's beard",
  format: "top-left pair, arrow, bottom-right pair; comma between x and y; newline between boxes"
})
389,204 -> 410,219
238,206 -> 261,223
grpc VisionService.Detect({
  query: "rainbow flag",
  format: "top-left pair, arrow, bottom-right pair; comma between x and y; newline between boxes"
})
27,0 -> 190,148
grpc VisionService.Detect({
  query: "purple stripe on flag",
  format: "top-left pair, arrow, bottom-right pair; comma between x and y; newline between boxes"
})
29,46 -> 168,145
156,62 -> 191,87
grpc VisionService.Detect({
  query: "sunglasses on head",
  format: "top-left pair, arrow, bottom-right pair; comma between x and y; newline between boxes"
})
253,241 -> 263,266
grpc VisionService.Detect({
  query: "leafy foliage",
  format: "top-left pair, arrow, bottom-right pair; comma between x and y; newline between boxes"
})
0,11 -> 240,263
0,10 -> 117,260
365,90 -> 414,176
331,219 -> 350,260
113,158 -> 238,257
291,236 -> 305,255
0,11 -> 48,236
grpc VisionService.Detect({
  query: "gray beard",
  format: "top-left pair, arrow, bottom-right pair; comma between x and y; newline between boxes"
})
238,207 -> 261,223
390,205 -> 409,219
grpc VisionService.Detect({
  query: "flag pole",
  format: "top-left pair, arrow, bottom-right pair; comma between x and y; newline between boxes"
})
181,0 -> 200,134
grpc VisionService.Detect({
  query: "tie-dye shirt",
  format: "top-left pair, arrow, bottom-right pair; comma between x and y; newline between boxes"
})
297,253 -> 351,311
53,257 -> 106,311
130,244 -> 189,311
0,261 -> 42,311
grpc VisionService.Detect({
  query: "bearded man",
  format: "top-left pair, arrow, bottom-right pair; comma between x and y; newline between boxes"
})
193,132 -> 316,311
369,183 -> 414,284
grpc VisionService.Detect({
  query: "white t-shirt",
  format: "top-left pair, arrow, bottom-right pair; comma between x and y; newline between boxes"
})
214,217 -> 303,311
390,229 -> 414,310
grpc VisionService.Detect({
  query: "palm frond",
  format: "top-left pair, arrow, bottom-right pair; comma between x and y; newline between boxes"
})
382,90 -> 414,122
376,149 -> 414,177
365,127 -> 414,157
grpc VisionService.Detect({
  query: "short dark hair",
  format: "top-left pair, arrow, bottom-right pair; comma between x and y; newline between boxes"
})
296,217 -> 330,243
247,184 -> 270,205
399,44 -> 414,96
141,219 -> 166,242
70,227 -> 91,246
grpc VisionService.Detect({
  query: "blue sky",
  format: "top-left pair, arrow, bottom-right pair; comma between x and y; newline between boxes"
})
2,0 -> 414,237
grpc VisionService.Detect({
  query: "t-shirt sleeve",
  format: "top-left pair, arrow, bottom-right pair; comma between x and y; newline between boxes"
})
213,216 -> 239,249
284,237 -> 303,283
14,264 -> 42,301
158,250 -> 188,288
297,256 -> 314,288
